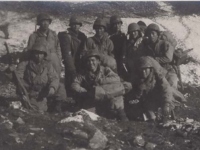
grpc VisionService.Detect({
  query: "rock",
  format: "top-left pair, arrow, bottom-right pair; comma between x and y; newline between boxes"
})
16,117 -> 25,125
76,109 -> 99,121
145,142 -> 157,150
9,101 -> 22,109
186,118 -> 194,123
71,148 -> 87,150
89,129 -> 108,149
63,129 -> 88,140
59,115 -> 84,123
133,135 -> 145,147
0,115 -> 13,129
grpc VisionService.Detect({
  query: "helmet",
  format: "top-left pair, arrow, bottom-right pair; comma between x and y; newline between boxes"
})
145,23 -> 160,34
127,23 -> 140,34
138,57 -> 153,68
93,18 -> 107,30
137,21 -> 146,27
69,16 -> 82,26
31,41 -> 48,56
84,48 -> 101,61
37,13 -> 52,25
110,15 -> 123,25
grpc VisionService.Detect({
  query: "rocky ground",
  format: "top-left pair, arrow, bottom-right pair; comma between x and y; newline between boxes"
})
0,1 -> 200,150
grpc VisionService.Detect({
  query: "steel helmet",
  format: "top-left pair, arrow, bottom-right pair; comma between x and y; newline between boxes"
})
84,48 -> 101,61
138,56 -> 153,69
145,23 -> 160,35
31,41 -> 48,56
110,15 -> 123,25
37,13 -> 52,25
127,23 -> 141,34
69,16 -> 82,26
93,18 -> 107,30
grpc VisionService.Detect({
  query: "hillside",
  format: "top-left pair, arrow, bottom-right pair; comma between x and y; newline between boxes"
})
0,2 -> 200,150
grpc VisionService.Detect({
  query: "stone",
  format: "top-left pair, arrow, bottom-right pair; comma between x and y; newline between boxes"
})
89,129 -> 108,149
145,142 -> 157,150
76,109 -> 99,121
63,129 -> 88,140
16,117 -> 25,125
133,135 -> 145,147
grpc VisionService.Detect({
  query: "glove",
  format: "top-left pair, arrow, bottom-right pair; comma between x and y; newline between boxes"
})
48,87 -> 55,96
123,82 -> 132,94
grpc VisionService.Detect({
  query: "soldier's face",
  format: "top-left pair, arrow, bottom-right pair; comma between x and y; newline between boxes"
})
33,52 -> 45,63
148,30 -> 159,43
87,56 -> 100,72
40,20 -> 50,30
139,68 -> 151,79
95,26 -> 105,37
130,30 -> 139,39
113,22 -> 122,32
71,24 -> 81,33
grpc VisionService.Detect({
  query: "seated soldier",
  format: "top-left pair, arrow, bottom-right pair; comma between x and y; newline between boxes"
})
71,48 -> 132,121
129,56 -> 186,122
7,42 -> 67,112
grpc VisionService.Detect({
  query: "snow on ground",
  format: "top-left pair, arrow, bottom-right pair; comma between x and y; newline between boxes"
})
1,11 -> 200,85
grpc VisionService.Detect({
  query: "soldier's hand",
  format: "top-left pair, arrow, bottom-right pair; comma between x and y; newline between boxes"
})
8,64 -> 16,72
48,87 -> 55,96
123,82 -> 132,94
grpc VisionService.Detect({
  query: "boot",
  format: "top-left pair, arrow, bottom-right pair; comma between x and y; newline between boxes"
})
117,109 -> 129,121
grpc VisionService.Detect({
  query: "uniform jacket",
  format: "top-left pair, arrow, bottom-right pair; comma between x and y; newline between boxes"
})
135,56 -> 173,110
84,34 -> 114,57
142,39 -> 174,70
110,31 -> 126,66
27,29 -> 61,59
71,66 -> 121,98
58,28 -> 87,73
16,60 -> 59,99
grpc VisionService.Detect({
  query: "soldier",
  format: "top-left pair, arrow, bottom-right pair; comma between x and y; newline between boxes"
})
142,23 -> 178,89
131,56 -> 180,122
58,16 -> 87,94
122,23 -> 143,81
71,49 -> 132,121
84,18 -> 117,71
8,42 -> 67,112
26,13 -> 61,76
109,15 -> 126,75
137,21 -> 147,36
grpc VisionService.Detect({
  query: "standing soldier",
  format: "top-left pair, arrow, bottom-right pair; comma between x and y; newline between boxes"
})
26,13 -> 62,76
58,16 -> 87,94
84,18 -> 117,71
142,23 -> 178,88
109,15 -> 126,76
137,21 -> 147,36
122,23 -> 143,81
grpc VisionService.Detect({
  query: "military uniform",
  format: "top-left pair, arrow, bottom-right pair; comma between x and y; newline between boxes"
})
15,43 -> 66,112
71,50 -> 130,121
84,18 -> 116,71
25,13 -> 61,76
143,24 -> 178,88
132,56 -> 184,121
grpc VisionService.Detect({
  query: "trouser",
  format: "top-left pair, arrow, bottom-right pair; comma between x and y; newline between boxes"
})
49,53 -> 62,77
28,83 -> 67,112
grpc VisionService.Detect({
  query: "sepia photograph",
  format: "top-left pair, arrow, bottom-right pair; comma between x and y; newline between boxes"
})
0,1 -> 200,149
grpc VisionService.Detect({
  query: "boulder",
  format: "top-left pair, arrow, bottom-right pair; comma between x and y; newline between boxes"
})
89,129 -> 108,149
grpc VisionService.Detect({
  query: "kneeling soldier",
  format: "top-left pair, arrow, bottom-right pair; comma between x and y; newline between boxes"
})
8,42 -> 67,112
71,48 -> 132,121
